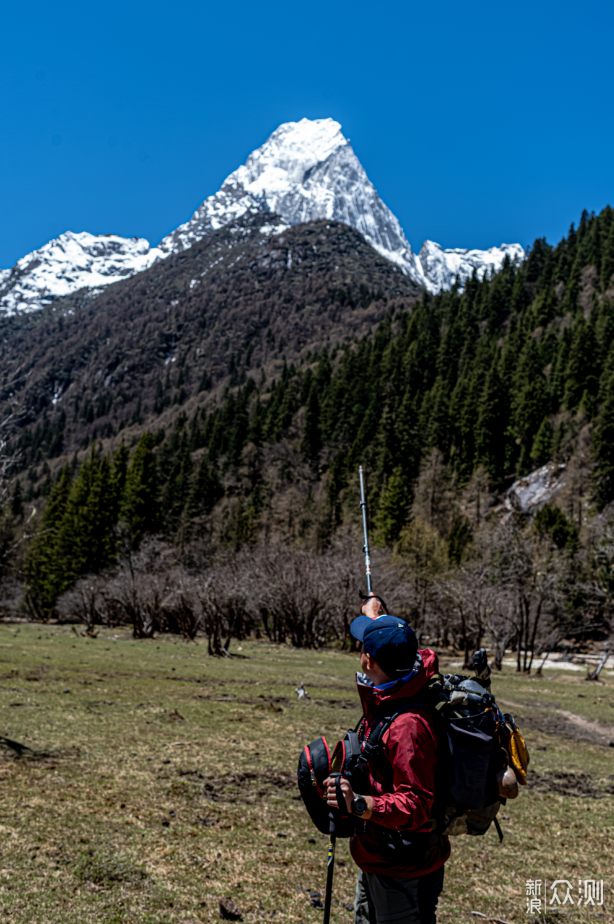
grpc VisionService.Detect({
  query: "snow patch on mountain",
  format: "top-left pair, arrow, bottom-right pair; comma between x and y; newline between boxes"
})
0,232 -> 164,316
418,240 -> 526,295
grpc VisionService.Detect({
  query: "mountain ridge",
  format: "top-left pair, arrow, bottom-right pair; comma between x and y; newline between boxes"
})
0,118 -> 524,315
1,212 -> 422,464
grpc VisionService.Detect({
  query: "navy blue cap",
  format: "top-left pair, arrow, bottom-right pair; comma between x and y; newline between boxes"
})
350,614 -> 418,676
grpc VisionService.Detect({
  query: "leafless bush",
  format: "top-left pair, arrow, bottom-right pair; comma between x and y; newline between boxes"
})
196,552 -> 255,655
434,563 -> 504,669
232,532 -> 415,649
248,546 -> 343,648
488,518 -> 573,673
56,574 -> 108,635
57,539 -> 205,640
55,531 -> 446,652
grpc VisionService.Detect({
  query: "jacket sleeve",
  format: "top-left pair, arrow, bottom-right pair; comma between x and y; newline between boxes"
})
368,710 -> 437,830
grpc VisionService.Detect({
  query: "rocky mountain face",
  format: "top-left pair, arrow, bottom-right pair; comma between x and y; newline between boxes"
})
0,118 -> 525,315
158,118 -> 423,277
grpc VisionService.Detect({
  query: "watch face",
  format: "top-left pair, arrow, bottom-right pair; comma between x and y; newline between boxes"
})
354,797 -> 367,815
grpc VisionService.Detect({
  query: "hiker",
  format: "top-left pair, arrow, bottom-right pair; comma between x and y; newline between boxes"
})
323,594 -> 449,924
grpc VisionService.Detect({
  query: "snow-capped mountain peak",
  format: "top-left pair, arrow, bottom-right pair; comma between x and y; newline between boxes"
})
0,117 -> 526,314
242,118 -> 348,188
158,118 -> 523,289
158,118 -> 423,280
418,240 -> 526,295
0,231 -> 164,315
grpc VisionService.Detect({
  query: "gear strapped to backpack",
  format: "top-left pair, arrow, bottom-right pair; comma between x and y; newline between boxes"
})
297,669 -> 530,856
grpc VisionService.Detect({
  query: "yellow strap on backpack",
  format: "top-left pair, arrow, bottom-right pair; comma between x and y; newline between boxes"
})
506,721 -> 530,785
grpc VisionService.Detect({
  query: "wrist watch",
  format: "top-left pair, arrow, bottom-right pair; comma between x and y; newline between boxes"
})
351,795 -> 368,816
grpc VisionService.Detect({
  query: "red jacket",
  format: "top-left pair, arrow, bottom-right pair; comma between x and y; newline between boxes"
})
350,648 -> 450,878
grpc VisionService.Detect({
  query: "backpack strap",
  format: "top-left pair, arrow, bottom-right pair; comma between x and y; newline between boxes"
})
355,700 -> 429,775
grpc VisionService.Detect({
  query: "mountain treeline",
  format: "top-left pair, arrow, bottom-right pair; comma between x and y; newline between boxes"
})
17,205 -> 614,614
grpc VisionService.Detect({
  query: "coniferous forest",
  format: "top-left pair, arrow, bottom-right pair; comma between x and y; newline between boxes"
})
2,206 -> 614,659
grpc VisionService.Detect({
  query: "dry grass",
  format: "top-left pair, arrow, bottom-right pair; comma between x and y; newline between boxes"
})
0,624 -> 612,923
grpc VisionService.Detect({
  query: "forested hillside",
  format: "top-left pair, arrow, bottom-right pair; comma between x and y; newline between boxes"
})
0,212 -> 419,463
4,206 -> 614,637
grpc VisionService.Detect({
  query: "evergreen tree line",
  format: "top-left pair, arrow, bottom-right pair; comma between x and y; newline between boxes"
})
24,204 -> 614,609
24,433 -> 221,612
193,205 -> 614,531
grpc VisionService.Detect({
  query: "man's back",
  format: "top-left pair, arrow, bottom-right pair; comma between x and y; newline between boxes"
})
350,648 -> 450,879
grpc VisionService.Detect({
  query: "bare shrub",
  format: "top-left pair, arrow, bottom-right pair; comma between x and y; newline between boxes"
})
196,552 -> 255,655
489,518 -> 572,673
435,563 -> 503,669
57,539 -> 204,640
249,546 -> 341,648
56,574 -> 108,635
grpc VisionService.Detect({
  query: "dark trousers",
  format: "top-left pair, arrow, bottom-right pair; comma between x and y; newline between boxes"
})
354,866 -> 445,924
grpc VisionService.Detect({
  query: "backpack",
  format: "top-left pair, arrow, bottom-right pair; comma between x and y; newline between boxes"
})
297,670 -> 529,855
296,735 -> 356,839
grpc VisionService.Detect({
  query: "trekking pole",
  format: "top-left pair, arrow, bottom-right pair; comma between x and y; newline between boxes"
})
359,466 -> 372,595
323,773 -> 340,924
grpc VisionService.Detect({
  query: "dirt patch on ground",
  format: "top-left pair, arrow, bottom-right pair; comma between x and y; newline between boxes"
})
196,769 -> 296,804
527,769 -> 614,798
498,699 -> 614,746
192,692 -> 356,709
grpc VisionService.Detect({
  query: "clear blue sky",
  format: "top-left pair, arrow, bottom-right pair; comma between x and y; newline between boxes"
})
1,0 -> 613,269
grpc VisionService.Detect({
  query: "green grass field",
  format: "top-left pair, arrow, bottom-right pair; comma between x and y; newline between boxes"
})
0,624 -> 612,924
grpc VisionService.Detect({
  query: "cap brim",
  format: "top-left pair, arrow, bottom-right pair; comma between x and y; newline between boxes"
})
350,615 -> 373,642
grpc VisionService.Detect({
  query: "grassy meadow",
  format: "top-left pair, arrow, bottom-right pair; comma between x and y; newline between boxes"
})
0,624 -> 612,924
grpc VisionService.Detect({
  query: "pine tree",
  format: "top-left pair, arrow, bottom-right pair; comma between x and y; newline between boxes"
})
11,481 -> 23,521
512,376 -> 548,474
300,383 -> 322,462
531,417 -> 553,465
153,379 -> 163,414
24,465 -> 73,611
55,449 -> 118,584
600,216 -> 614,292
185,454 -> 223,519
121,432 -> 160,545
375,467 -> 410,546
475,363 -> 508,482
326,452 -> 347,527
564,320 -> 598,410
161,433 -> 193,528
113,442 -> 129,513
395,389 -> 421,486
411,449 -> 454,536
591,380 -> 614,508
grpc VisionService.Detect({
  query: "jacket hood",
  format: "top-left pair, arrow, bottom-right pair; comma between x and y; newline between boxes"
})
356,648 -> 440,721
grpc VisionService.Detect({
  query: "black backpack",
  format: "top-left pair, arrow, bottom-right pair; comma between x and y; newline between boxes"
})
297,735 -> 357,839
297,671 -> 514,857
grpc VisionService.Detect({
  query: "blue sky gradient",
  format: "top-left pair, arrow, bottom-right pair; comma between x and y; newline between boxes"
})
1,0 -> 613,268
